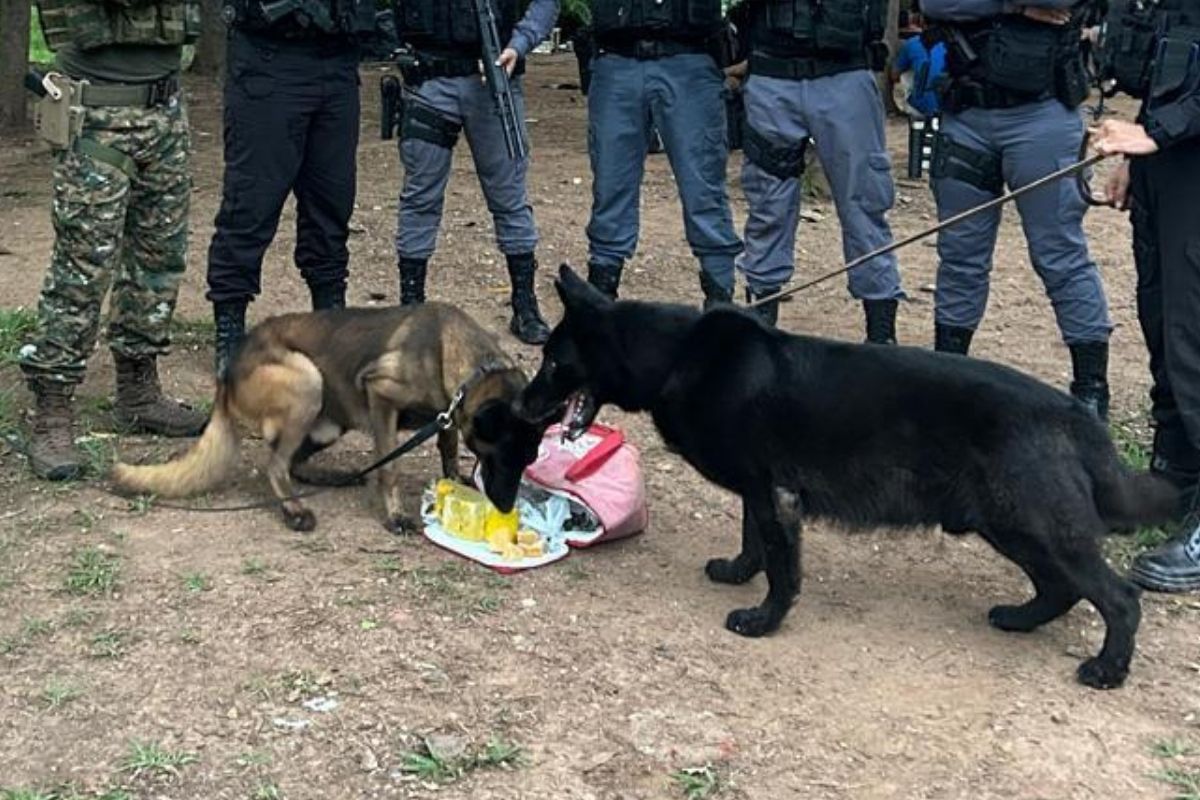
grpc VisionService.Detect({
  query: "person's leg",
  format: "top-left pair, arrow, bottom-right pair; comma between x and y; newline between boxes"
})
738,73 -> 808,325
585,55 -> 651,298
1000,100 -> 1112,419
461,76 -> 548,343
803,70 -> 904,342
294,50 -> 360,310
108,101 -> 205,436
930,109 -> 1004,355
394,77 -> 463,305
649,54 -> 742,309
18,109 -> 132,479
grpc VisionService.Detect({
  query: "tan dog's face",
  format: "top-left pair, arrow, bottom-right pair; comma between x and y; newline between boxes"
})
467,400 -> 545,513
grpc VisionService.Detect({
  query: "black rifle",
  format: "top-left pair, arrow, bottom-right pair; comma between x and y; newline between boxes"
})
259,0 -> 335,32
471,0 -> 528,160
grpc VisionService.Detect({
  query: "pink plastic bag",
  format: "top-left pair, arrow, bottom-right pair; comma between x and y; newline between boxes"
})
523,423 -> 648,546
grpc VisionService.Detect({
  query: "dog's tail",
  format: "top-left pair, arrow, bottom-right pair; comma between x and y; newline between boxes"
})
1093,467 -> 1183,532
110,386 -> 239,498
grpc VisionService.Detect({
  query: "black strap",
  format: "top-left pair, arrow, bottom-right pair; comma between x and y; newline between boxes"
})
931,132 -> 1004,195
750,52 -> 865,81
743,122 -> 808,181
943,80 -> 1052,111
597,37 -> 707,59
401,101 -> 463,148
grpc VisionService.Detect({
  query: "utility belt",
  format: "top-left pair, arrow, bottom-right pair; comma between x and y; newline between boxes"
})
941,79 -> 1052,111
401,52 -> 526,84
749,51 -> 867,81
595,35 -> 709,60
24,71 -> 179,176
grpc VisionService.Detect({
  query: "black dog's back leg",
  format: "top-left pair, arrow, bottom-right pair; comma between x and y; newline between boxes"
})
981,530 -> 1081,632
1055,540 -> 1141,690
706,499 -> 765,585
725,487 -> 802,638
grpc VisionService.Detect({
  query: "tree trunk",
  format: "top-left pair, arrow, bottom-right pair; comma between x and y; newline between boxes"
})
879,0 -> 902,114
191,0 -> 227,78
0,0 -> 32,132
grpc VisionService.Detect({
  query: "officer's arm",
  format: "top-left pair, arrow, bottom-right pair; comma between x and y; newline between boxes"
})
922,0 -> 1076,21
1144,92 -> 1200,150
507,0 -> 561,58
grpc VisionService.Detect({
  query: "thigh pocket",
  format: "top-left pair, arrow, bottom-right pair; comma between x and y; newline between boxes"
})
857,152 -> 895,214
231,60 -> 275,100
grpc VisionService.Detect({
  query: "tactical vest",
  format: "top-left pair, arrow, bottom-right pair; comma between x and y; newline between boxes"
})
224,0 -> 375,37
752,0 -> 887,60
1102,0 -> 1200,99
590,0 -> 724,42
395,0 -> 518,53
37,0 -> 201,51
943,15 -> 1088,108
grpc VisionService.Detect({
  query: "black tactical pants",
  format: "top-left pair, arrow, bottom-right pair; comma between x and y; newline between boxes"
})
206,29 -> 360,304
1131,138 -> 1200,472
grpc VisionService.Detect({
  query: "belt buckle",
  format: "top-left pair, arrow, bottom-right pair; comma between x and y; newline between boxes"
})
147,78 -> 176,107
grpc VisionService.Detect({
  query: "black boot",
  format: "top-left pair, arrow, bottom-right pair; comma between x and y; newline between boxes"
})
699,272 -> 733,311
213,300 -> 247,381
1069,341 -> 1110,422
934,323 -> 974,355
310,281 -> 346,311
586,261 -> 622,300
745,287 -> 781,328
1130,491 -> 1200,593
398,257 -> 428,306
863,299 -> 898,345
506,253 -> 551,345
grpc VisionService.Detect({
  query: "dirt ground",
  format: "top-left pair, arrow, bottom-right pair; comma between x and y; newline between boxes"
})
2,55 -> 1199,800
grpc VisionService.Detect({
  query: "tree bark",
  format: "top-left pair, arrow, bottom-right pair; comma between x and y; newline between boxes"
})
191,0 -> 227,78
0,0 -> 32,132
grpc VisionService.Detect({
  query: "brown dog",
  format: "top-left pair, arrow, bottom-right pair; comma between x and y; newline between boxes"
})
111,303 -> 542,531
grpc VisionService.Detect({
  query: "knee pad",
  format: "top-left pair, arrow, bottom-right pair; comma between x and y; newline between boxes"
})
931,133 -> 1003,195
743,122 -> 808,181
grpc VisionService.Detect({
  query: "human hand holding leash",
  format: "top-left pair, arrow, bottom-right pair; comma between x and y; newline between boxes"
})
1090,119 -> 1161,156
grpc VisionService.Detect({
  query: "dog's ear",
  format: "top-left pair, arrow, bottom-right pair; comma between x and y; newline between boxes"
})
556,263 -> 610,316
470,401 -> 510,445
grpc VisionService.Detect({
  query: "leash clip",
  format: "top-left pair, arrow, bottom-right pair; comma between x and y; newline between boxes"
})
438,386 -> 467,430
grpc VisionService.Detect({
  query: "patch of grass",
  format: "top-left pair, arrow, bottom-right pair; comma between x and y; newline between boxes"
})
0,307 -> 37,366
398,737 -> 526,785
179,629 -> 201,645
474,595 -> 503,614
374,556 -> 402,573
89,630 -> 128,659
236,751 -> 272,769
120,740 -> 198,779
0,634 -> 24,655
0,388 -> 20,441
29,11 -> 53,64
22,617 -> 53,639
1111,420 -> 1152,471
1154,767 -> 1200,800
40,679 -> 82,710
0,790 -> 58,800
182,572 -> 211,593
241,558 -> 268,577
125,495 -> 156,516
252,782 -> 282,800
671,765 -> 723,800
76,435 -> 117,479
60,608 -> 99,629
1154,739 -> 1198,759
64,547 -> 120,596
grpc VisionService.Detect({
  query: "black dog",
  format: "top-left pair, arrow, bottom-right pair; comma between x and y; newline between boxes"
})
508,265 -> 1180,689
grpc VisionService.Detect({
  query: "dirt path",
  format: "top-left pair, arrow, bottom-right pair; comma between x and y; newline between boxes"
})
1,56 -> 1198,800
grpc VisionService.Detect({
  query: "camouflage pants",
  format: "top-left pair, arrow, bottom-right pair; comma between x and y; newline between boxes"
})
19,100 -> 191,387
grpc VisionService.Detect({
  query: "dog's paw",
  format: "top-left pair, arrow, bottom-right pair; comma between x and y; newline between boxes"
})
724,606 -> 778,638
1076,657 -> 1128,690
987,603 -> 1042,633
283,507 -> 317,533
705,557 -> 760,586
384,514 -> 420,535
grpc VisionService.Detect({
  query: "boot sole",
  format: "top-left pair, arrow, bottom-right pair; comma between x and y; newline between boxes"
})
1128,564 -> 1200,593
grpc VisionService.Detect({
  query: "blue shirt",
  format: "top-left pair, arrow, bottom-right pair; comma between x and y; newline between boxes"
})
894,36 -> 946,116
